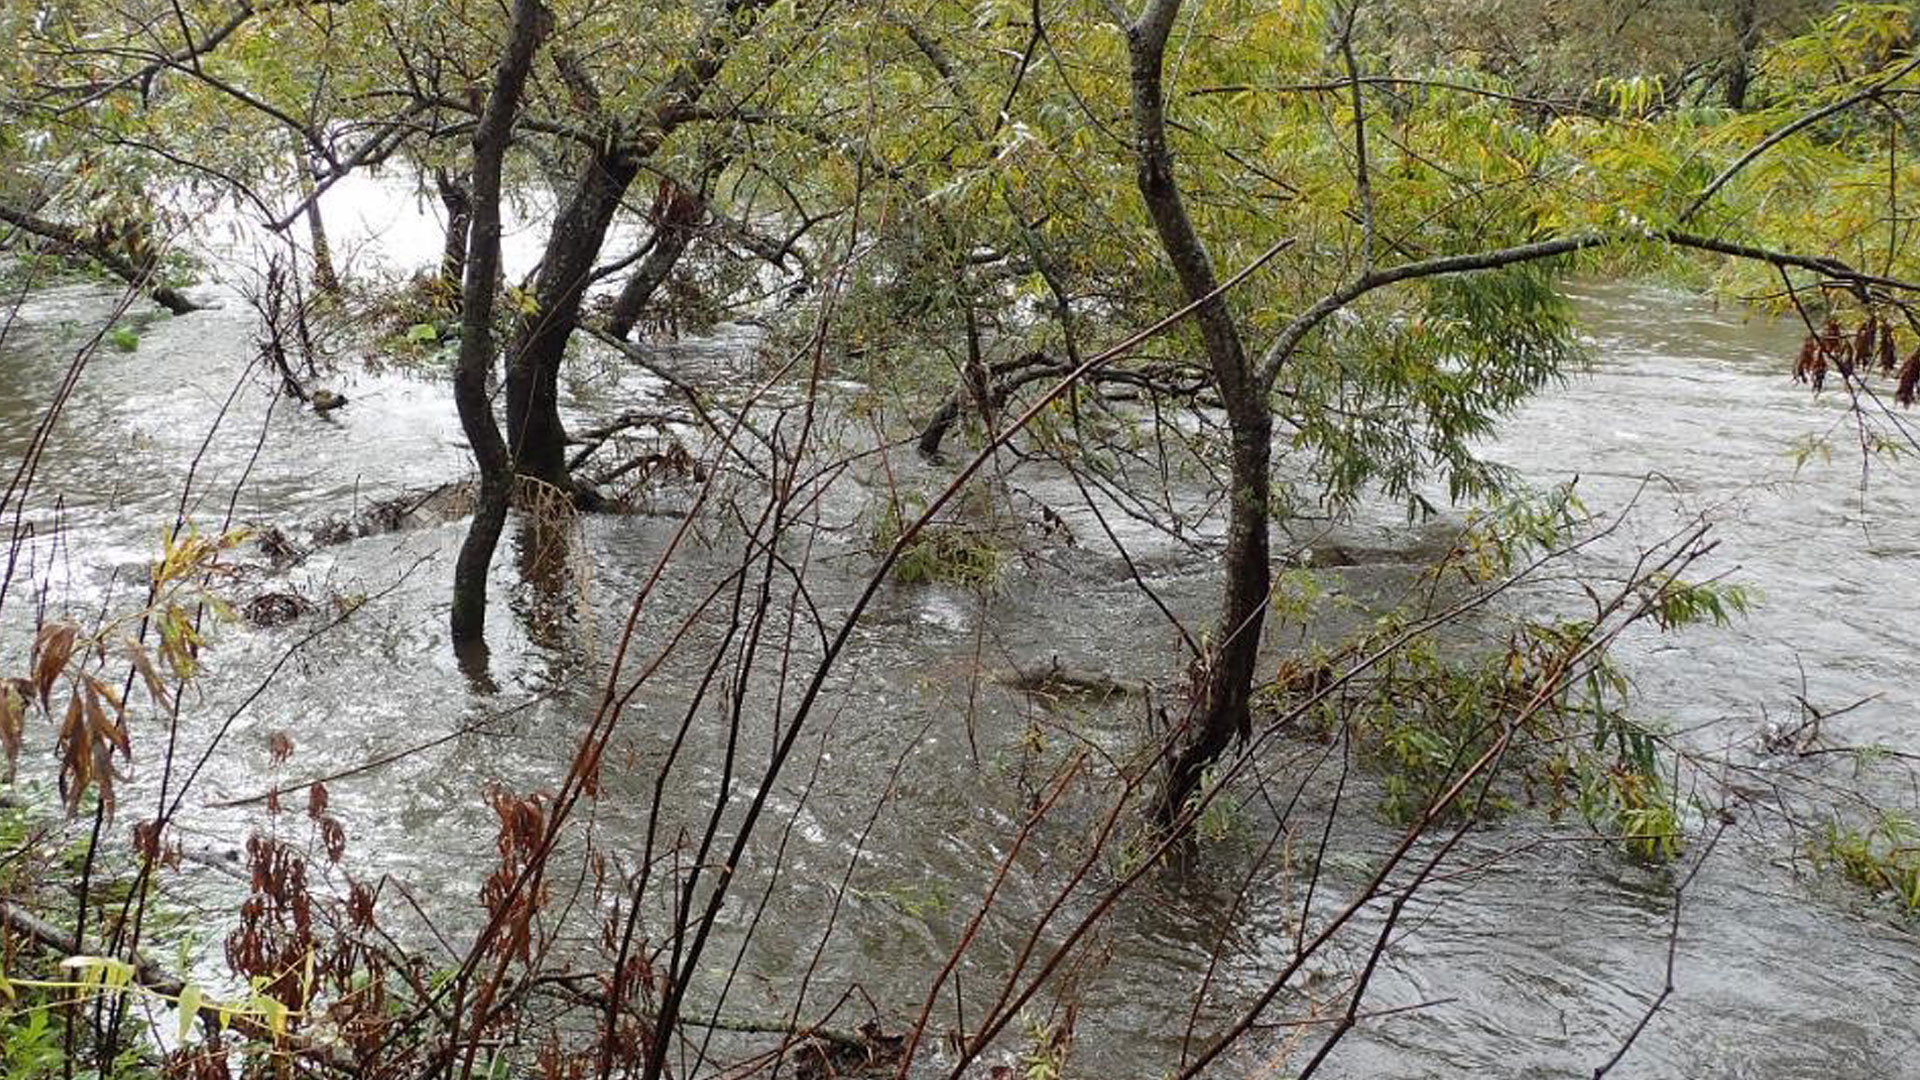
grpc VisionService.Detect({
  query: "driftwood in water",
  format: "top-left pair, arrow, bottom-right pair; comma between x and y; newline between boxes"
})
993,655 -> 1147,701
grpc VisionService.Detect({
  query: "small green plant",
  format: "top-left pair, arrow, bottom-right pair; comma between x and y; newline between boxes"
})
1256,489 -> 1724,863
1015,1009 -> 1074,1080
106,325 -> 139,352
870,489 -> 1010,589
850,881 -> 952,920
1814,813 -> 1920,911
1183,766 -> 1240,844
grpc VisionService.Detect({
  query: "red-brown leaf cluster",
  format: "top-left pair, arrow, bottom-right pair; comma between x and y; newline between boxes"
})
1794,312 -> 1919,408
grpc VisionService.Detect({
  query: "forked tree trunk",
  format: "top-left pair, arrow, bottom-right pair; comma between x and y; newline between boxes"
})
501,0 -> 770,510
450,0 -> 551,647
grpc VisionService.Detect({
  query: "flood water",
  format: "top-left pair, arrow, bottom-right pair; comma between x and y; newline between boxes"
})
1,250 -> 1916,1078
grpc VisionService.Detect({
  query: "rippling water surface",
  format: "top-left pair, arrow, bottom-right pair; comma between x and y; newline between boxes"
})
1,264 -> 1915,1078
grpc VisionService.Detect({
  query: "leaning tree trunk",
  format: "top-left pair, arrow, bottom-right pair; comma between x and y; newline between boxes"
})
1127,1 -> 1274,824
1163,410 -> 1271,821
606,180 -> 703,340
504,145 -> 640,503
0,201 -> 201,314
450,0 -> 550,647
505,0 -> 771,509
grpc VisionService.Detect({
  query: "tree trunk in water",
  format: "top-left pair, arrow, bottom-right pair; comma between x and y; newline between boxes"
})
504,146 -> 639,502
1126,5 -> 1273,825
436,168 -> 474,311
504,0 -> 763,509
295,149 -> 341,294
450,0 -> 550,648
1161,413 -> 1270,822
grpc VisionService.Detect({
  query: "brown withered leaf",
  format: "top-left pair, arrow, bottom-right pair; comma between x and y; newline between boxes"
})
268,731 -> 294,764
1853,319 -> 1877,375
320,815 -> 346,865
133,818 -> 161,862
0,678 -> 27,781
1881,325 -> 1899,374
1898,348 -> 1920,407
345,877 -> 376,930
124,638 -> 174,712
32,622 -> 78,709
306,782 -> 329,820
1794,335 -> 1818,383
55,692 -> 88,814
1820,317 -> 1845,357
78,676 -> 129,817
83,675 -> 129,741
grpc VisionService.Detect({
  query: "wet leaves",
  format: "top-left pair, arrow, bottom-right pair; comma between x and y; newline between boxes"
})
483,788 -> 550,966
0,678 -> 29,781
56,674 -> 131,816
1794,312 -> 1919,407
226,834 -> 315,1014
1900,347 -> 1920,407
32,621 -> 78,710
125,637 -> 173,713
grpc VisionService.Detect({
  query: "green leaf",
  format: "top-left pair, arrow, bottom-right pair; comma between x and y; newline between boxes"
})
177,983 -> 202,1044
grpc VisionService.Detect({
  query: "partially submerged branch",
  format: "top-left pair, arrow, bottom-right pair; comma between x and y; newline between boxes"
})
0,201 -> 202,315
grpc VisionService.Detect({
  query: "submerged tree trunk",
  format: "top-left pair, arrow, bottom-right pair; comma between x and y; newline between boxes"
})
1127,1 -> 1273,824
502,0 -> 769,506
450,0 -> 550,648
1164,412 -> 1270,820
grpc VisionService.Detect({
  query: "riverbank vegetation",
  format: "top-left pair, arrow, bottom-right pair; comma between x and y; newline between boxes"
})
6,0 -> 1920,1076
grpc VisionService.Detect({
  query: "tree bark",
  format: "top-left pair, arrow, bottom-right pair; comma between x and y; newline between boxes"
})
450,0 -> 551,647
0,201 -> 201,314
503,144 -> 640,503
436,167 -> 474,309
293,140 -> 341,293
605,181 -> 704,340
501,0 -> 771,506
1126,2 -> 1272,824
1162,412 -> 1270,821
1724,0 -> 1759,110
